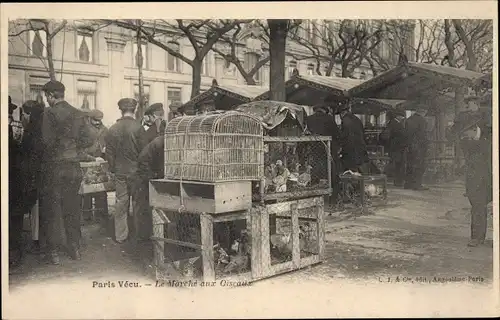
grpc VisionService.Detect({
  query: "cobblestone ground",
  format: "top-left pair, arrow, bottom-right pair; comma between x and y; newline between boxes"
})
6,181 -> 496,317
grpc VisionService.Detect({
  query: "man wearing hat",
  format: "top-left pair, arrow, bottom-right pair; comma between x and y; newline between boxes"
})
306,103 -> 342,207
105,98 -> 147,244
448,96 -> 492,247
337,100 -> 368,173
81,109 -> 110,227
404,106 -> 429,190
143,102 -> 166,145
169,101 -> 186,120
381,109 -> 408,187
40,80 -> 95,264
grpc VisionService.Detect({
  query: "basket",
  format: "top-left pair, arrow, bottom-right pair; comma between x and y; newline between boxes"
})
79,161 -> 115,194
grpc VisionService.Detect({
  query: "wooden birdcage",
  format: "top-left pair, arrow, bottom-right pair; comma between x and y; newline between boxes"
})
164,111 -> 264,183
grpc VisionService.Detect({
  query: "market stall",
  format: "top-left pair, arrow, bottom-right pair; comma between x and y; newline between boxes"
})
150,104 -> 329,283
181,79 -> 267,115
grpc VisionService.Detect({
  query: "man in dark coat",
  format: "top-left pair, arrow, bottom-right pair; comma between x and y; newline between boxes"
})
306,103 -> 341,206
338,101 -> 368,173
144,103 -> 166,145
40,80 -> 95,264
105,98 -> 147,244
135,135 -> 166,242
81,109 -> 110,224
448,97 -> 492,247
8,96 -> 25,270
404,107 -> 429,190
382,109 -> 408,187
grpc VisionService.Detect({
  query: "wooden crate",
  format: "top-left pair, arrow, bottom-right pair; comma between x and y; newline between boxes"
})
149,179 -> 252,214
78,161 -> 115,194
150,196 -> 325,283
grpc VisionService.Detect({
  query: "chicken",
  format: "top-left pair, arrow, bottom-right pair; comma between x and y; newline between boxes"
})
264,163 -> 277,193
288,163 -> 301,182
273,160 -> 290,192
297,165 -> 312,187
270,229 -> 307,260
223,237 -> 250,274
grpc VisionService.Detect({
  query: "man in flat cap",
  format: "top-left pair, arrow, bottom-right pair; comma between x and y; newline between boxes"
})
337,100 -> 368,173
39,80 -> 95,264
105,98 -> 147,244
306,103 -> 342,207
404,106 -> 429,190
448,97 -> 492,248
81,109 -> 110,228
381,109 -> 408,187
143,102 -> 166,145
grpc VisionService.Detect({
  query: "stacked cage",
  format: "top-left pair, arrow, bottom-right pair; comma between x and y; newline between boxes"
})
164,112 -> 264,182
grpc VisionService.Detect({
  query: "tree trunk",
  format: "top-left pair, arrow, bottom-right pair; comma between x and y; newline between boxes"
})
244,75 -> 257,85
191,59 -> 202,98
136,21 -> 145,118
45,36 -> 56,81
268,19 -> 288,101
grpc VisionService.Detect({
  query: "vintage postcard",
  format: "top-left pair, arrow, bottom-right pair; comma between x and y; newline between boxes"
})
1,1 -> 498,318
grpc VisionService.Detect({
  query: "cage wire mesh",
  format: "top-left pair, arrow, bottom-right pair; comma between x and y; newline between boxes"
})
164,112 -> 264,183
270,205 -> 320,265
253,136 -> 333,201
157,210 -> 251,280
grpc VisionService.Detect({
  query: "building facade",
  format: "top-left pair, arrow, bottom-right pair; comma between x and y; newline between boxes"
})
8,20 -> 408,125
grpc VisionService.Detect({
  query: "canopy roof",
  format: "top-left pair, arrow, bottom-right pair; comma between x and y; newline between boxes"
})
350,97 -> 407,115
347,61 -> 490,101
253,73 -> 365,106
182,81 -> 267,114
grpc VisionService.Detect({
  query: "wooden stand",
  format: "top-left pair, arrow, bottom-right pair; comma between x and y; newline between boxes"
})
150,196 -> 325,283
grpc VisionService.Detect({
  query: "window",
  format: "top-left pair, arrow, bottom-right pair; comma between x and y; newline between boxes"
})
244,52 -> 261,81
287,60 -> 297,78
29,30 -> 47,57
134,84 -> 150,107
29,76 -> 50,107
77,80 -> 97,110
133,42 -> 147,68
77,33 -> 93,62
167,87 -> 182,106
167,42 -> 181,72
307,63 -> 315,75
201,55 -> 211,76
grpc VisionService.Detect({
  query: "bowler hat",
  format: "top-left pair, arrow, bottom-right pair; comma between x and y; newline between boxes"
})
22,100 -> 44,117
144,103 -> 164,115
118,98 -> 138,111
42,80 -> 65,93
88,109 -> 104,120
313,103 -> 330,113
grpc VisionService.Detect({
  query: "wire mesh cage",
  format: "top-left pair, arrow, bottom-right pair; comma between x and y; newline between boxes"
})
164,111 -> 264,183
253,136 -> 332,202
338,174 -> 388,211
152,208 -> 252,281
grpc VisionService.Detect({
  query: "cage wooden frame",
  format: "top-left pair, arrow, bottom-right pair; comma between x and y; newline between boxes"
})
150,197 -> 325,283
164,111 -> 264,183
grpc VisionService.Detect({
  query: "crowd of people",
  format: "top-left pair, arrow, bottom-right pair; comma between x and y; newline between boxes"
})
8,80 -> 493,273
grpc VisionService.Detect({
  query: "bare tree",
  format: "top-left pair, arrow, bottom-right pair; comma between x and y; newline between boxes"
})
106,19 -> 251,98
267,19 -> 302,101
9,19 -> 109,81
289,19 -> 385,78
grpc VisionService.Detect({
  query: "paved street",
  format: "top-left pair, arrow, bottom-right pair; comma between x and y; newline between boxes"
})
6,181 -> 495,317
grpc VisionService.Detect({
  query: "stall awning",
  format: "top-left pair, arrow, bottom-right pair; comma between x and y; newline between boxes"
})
182,82 -> 267,113
253,73 -> 365,106
347,62 -> 489,101
350,97 -> 407,114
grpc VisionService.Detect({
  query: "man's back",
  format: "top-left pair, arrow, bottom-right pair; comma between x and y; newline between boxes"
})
386,118 -> 407,152
306,112 -> 341,153
105,116 -> 146,177
42,100 -> 92,162
137,135 -> 165,180
405,113 -> 427,146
